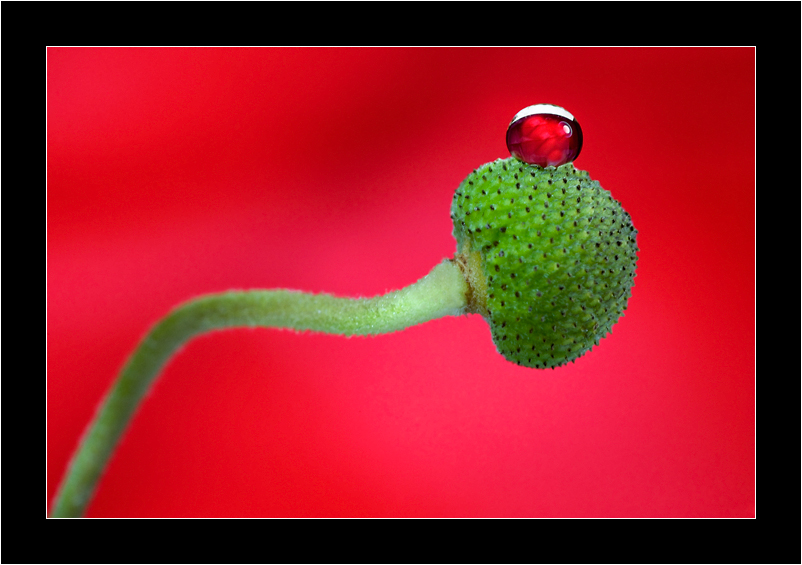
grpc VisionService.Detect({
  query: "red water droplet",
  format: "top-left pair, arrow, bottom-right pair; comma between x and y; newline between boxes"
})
506,104 -> 583,167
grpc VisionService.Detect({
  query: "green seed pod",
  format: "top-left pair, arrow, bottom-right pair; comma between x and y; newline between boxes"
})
451,157 -> 638,369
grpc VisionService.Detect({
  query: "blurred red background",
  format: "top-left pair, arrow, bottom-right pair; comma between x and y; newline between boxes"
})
47,47 -> 755,517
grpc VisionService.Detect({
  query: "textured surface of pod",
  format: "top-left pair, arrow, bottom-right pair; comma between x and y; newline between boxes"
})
451,157 -> 638,368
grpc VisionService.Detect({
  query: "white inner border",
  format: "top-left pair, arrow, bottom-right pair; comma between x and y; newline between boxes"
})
510,104 -> 574,125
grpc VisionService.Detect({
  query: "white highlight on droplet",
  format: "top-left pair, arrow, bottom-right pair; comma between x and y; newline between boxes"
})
509,104 -> 575,126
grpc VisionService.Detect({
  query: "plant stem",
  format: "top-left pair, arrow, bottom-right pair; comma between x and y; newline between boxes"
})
50,259 -> 469,517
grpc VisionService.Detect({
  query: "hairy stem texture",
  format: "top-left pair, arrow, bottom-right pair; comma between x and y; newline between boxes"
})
51,259 -> 468,517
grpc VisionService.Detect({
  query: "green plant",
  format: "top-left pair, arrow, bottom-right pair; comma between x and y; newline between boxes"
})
50,108 -> 638,517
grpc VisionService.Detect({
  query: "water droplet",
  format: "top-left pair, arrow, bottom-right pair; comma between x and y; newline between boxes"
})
506,104 -> 583,167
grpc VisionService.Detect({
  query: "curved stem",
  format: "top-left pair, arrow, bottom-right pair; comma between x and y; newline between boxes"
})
50,259 -> 469,517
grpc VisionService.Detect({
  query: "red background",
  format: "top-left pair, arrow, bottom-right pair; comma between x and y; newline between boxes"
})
47,48 -> 755,517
